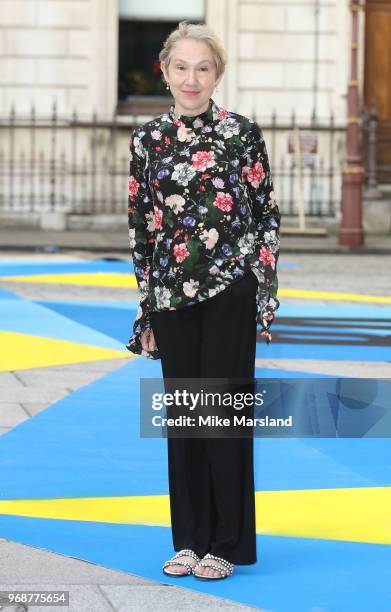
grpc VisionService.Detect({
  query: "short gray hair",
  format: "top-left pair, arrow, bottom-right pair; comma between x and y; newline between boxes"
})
159,21 -> 227,80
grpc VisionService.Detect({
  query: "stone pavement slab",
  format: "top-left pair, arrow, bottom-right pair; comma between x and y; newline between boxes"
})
0,541 -> 260,612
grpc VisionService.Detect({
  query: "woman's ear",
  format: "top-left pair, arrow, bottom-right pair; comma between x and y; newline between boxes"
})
216,71 -> 225,89
160,61 -> 168,83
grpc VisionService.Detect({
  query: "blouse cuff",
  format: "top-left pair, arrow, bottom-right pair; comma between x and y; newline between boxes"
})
251,267 -> 280,345
126,299 -> 160,360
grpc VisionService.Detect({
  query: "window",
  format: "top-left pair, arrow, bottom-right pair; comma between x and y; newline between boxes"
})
118,0 -> 205,114
118,20 -> 177,100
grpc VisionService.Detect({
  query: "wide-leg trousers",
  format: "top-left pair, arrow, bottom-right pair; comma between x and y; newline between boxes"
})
150,269 -> 258,564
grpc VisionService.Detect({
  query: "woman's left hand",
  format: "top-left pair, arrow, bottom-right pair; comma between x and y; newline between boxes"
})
141,328 -> 157,352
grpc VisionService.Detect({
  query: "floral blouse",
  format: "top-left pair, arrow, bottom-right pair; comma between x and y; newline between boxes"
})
126,97 -> 281,360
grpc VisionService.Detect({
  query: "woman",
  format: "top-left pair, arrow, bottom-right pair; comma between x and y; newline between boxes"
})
126,21 -> 281,580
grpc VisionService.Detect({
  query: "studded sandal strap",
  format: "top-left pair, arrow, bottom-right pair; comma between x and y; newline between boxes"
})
173,549 -> 200,562
203,553 -> 234,574
162,549 -> 200,574
196,561 -> 229,577
163,559 -> 193,574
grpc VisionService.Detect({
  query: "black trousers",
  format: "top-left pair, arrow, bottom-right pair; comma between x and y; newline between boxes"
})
150,270 -> 258,564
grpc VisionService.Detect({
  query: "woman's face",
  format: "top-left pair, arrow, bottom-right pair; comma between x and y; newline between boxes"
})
161,38 -> 223,116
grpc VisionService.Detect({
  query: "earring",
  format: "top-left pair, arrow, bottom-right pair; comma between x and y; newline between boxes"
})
165,82 -> 170,90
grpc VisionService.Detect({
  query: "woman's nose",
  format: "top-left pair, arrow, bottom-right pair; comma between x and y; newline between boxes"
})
185,71 -> 198,83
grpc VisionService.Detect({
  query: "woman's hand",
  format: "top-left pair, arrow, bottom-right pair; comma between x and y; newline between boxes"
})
260,330 -> 272,344
140,328 -> 157,352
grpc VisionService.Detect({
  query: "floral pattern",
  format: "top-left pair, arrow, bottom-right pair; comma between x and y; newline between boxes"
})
126,97 -> 281,360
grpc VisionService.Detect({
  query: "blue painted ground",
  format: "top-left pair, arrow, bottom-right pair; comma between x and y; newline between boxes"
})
0,359 -> 390,611
0,515 -> 390,612
0,258 -> 390,611
27,298 -> 391,361
0,258 -> 134,276
0,298 -> 125,349
0,359 -> 390,500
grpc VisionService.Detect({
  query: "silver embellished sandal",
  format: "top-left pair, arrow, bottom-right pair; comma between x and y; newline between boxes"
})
193,553 -> 235,580
162,549 -> 200,577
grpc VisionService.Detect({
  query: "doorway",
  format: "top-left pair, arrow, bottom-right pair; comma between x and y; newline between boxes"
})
364,0 -> 391,182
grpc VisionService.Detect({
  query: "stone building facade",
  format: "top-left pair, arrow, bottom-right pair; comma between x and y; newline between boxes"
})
0,0 -> 356,122
0,1 -> 389,233
0,0 -> 117,116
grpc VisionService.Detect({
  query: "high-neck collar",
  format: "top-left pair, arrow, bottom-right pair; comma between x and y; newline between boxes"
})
168,98 -> 219,127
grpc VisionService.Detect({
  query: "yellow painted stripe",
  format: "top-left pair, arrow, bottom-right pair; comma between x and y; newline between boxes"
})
0,487 -> 390,545
279,288 -> 391,304
1,272 -> 138,289
255,487 -> 391,544
0,495 -> 171,527
2,275 -> 388,303
0,331 -> 132,372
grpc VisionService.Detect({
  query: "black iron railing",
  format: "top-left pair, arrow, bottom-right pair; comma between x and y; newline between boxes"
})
0,101 -> 347,218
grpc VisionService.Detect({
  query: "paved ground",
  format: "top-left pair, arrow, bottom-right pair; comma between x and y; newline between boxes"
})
0,243 -> 390,611
0,227 -> 390,254
0,250 -> 264,612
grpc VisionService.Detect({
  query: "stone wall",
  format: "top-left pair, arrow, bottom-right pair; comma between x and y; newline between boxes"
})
208,0 -> 358,124
0,0 -> 364,123
0,0 -> 117,116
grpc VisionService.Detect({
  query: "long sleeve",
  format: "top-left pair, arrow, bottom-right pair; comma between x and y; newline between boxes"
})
241,121 -> 281,344
126,127 -> 160,360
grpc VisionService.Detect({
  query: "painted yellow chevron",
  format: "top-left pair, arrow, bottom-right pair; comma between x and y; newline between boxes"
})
0,487 -> 390,545
279,288 -> 391,304
1,272 -> 138,288
255,486 -> 391,543
3,275 -> 388,303
0,331 -> 132,371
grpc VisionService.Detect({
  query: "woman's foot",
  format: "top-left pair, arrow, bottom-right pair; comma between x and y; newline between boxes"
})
193,553 -> 235,580
162,549 -> 200,576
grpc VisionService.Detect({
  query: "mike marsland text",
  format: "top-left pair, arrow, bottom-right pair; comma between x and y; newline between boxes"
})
151,415 -> 293,427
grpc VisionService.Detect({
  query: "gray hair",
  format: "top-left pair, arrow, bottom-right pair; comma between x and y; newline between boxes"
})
159,21 -> 227,80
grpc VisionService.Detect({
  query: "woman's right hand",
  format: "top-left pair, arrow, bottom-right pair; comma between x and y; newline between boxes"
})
140,328 -> 157,352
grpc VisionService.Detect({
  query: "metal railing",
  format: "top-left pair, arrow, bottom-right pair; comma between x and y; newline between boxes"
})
263,108 -> 346,217
0,101 -> 347,218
